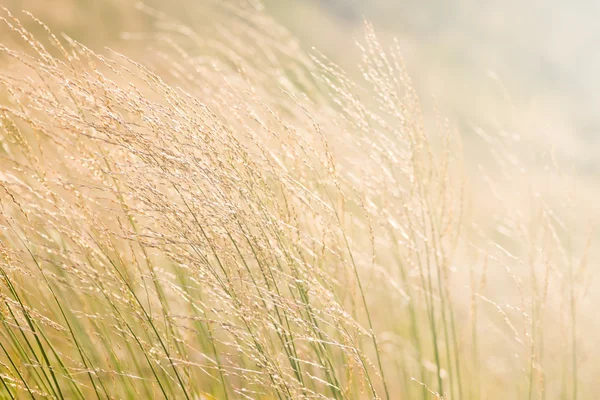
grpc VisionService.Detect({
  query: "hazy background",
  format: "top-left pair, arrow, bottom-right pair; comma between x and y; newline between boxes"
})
4,0 -> 599,172
264,0 -> 600,175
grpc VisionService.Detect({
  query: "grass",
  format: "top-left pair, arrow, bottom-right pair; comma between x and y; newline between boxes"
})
0,2 -> 595,399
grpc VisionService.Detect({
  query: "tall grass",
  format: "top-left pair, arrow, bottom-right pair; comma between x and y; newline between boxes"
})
0,2 -> 595,399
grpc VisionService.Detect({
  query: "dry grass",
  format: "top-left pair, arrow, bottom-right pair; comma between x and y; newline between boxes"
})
0,2 -> 595,399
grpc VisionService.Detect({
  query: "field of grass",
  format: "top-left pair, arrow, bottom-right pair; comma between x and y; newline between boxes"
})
0,1 -> 597,399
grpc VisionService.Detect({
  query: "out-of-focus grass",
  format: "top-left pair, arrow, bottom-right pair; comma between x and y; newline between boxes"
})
264,0 -> 600,176
2,0 -> 145,47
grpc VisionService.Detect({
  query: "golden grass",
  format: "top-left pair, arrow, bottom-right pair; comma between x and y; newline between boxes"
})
0,2 -> 595,399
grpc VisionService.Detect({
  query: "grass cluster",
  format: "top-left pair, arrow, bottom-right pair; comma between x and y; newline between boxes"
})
0,2 -> 594,399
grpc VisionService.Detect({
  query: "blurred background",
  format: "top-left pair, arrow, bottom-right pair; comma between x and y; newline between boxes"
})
270,0 -> 600,177
3,0 -> 599,173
